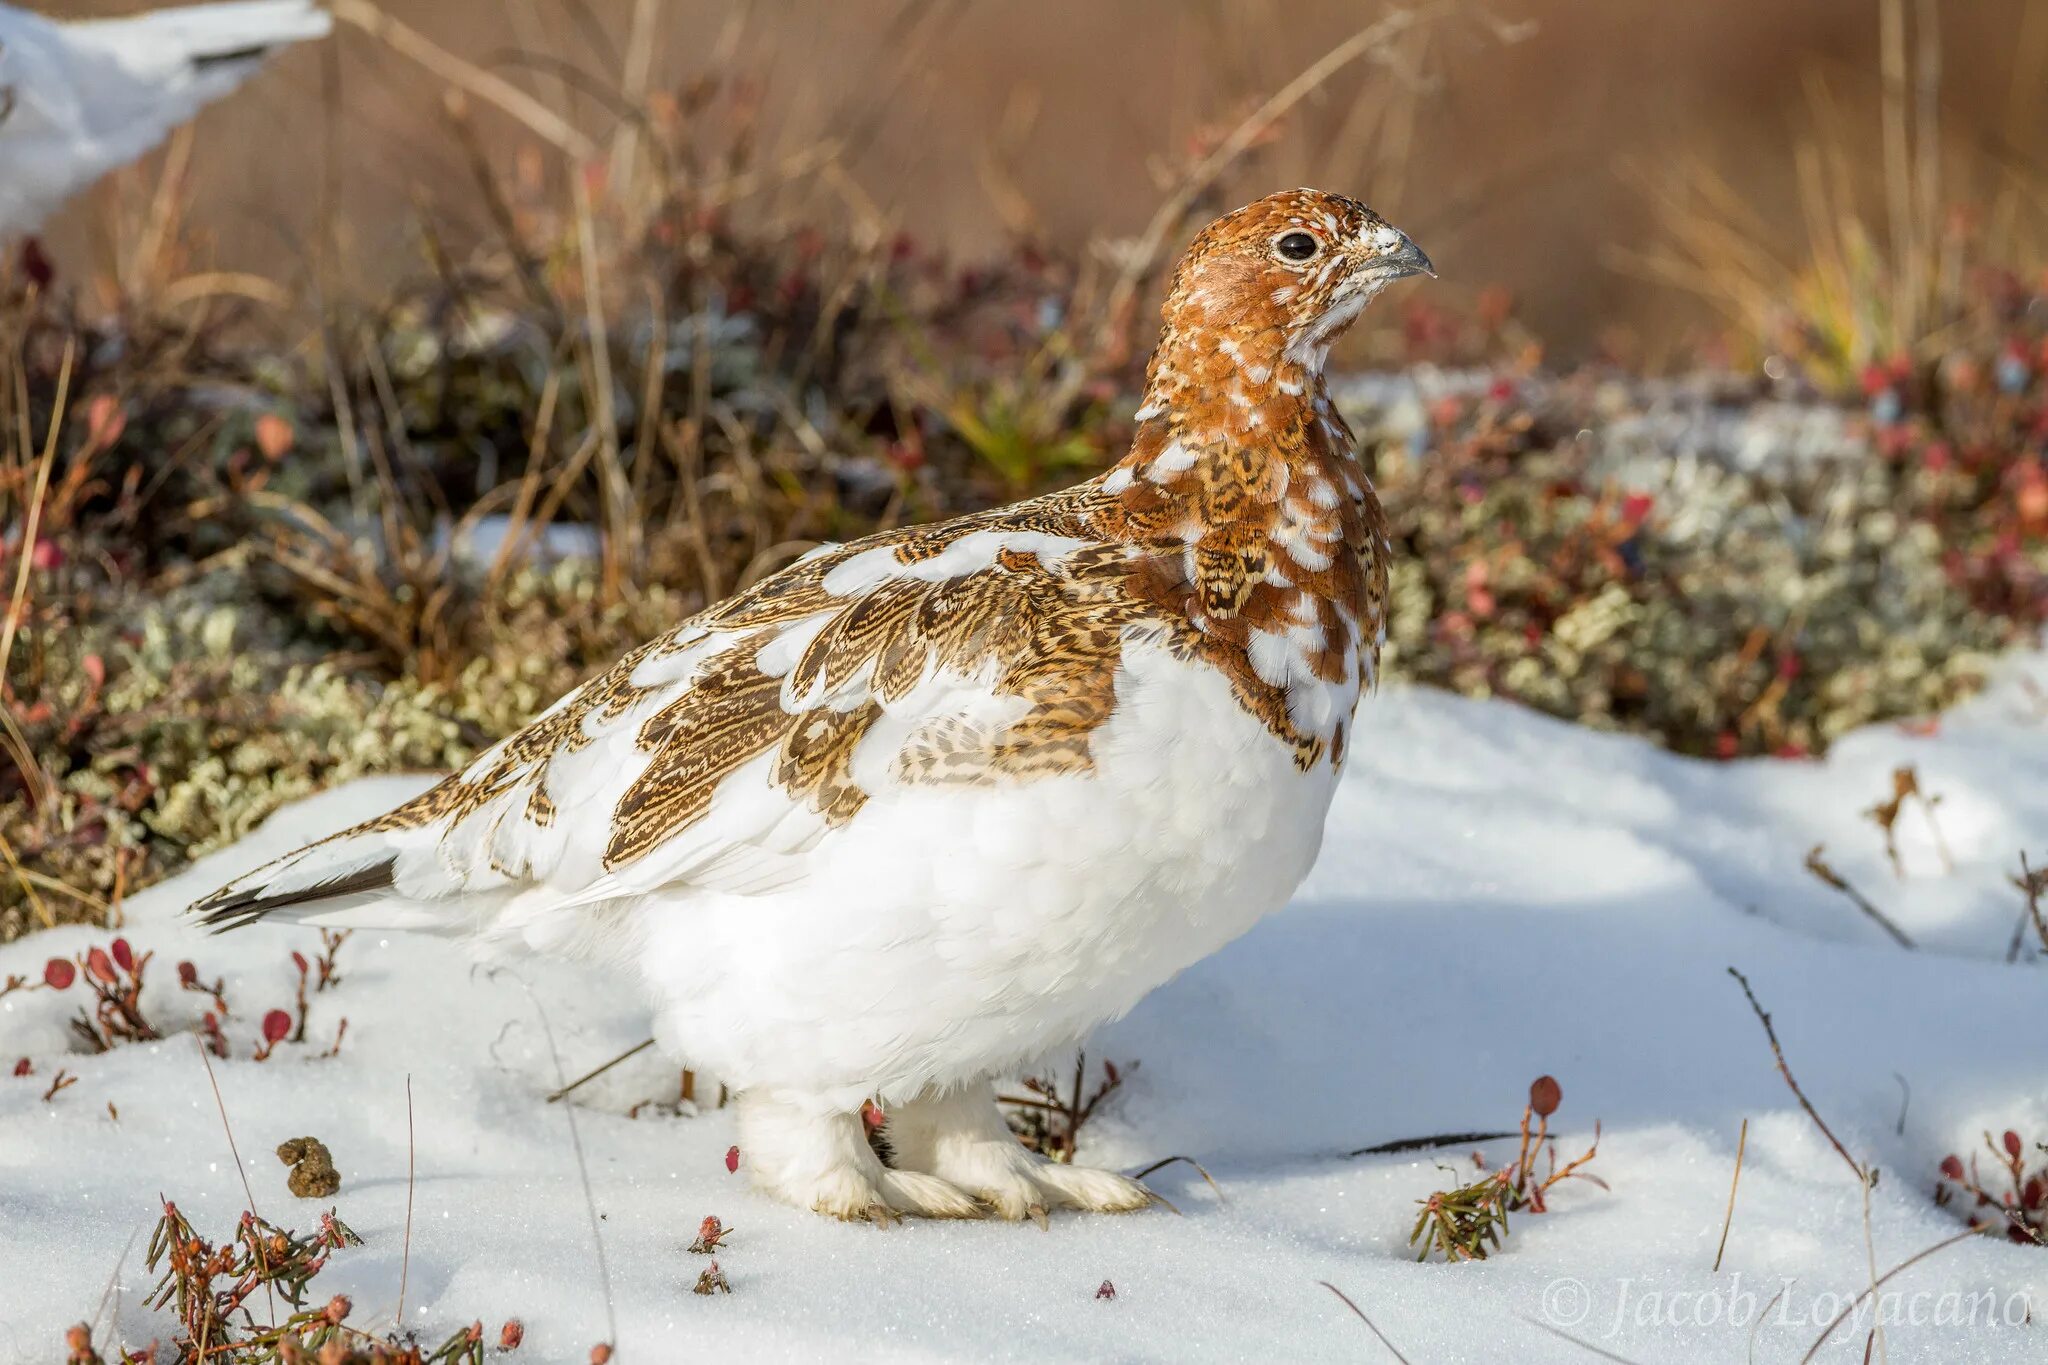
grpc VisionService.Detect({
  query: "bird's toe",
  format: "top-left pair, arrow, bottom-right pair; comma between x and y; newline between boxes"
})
1031,1161 -> 1154,1214
877,1168 -> 984,1219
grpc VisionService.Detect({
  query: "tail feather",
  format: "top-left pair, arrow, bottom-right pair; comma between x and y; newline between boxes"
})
194,854 -> 398,932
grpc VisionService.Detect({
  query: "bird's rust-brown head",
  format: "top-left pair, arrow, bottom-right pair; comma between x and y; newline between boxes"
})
1138,188 -> 1432,420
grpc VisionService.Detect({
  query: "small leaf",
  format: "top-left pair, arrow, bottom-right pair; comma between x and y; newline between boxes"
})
724,1144 -> 740,1174
262,1010 -> 293,1044
109,939 -> 133,973
253,414 -> 295,460
85,948 -> 114,984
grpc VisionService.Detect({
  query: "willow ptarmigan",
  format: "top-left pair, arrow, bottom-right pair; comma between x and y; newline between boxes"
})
193,189 -> 1433,1222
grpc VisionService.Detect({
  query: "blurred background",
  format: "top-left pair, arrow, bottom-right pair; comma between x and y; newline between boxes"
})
4,0 -> 2046,939
39,0 -> 2048,356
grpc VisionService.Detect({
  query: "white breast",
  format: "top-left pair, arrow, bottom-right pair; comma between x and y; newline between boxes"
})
627,638 -> 1344,1109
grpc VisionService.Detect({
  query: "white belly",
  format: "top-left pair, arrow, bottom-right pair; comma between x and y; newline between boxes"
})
627,642 -> 1345,1108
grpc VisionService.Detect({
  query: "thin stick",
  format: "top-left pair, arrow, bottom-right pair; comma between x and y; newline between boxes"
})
1748,1286 -> 1791,1363
329,0 -> 599,158
1857,1176 -> 1887,1365
1128,1154 -> 1227,1205
195,1033 -> 278,1327
1712,1118 -> 1748,1272
546,1037 -> 656,1104
2008,852 -> 2048,963
524,985 -> 618,1350
1726,968 -> 1868,1183
1804,847 -> 1915,949
87,1221 -> 146,1343
1348,1130 -> 1519,1158
1519,1315 -> 1647,1364
397,1074 -> 415,1330
0,334 -> 69,680
1799,1227 -> 1986,1363
1318,1282 -> 1413,1364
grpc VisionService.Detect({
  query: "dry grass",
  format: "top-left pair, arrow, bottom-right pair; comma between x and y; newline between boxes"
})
1619,0 -> 2048,382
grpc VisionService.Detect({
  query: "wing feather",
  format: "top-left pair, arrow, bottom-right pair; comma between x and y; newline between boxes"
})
192,491 -> 1152,934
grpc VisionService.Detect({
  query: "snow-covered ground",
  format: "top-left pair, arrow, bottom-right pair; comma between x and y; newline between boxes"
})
5,657 -> 2048,1363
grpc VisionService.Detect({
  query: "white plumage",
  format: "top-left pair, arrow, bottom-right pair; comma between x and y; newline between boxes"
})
0,1 -> 330,236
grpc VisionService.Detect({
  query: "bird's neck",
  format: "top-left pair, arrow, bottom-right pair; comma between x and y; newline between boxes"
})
1112,326 -> 1360,500
1092,331 -> 1388,774
1132,318 -> 1323,433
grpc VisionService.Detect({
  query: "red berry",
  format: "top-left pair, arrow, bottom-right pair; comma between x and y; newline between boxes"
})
1528,1075 -> 1562,1118
42,959 -> 74,990
1940,1155 -> 1966,1181
725,1145 -> 740,1174
109,939 -> 133,973
85,948 -> 115,984
262,1010 -> 292,1044
500,1320 -> 525,1350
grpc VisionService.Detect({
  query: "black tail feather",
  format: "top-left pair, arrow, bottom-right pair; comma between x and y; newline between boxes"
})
195,856 -> 398,932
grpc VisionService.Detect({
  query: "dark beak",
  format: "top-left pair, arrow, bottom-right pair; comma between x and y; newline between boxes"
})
1380,230 -> 1435,280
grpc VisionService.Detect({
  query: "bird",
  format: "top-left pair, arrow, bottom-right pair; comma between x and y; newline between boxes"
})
193,188 -> 1434,1222
0,0 -> 331,237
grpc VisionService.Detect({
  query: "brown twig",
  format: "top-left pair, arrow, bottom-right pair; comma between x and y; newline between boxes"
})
1520,1315 -> 1648,1364
547,1037 -> 657,1104
1713,1118 -> 1748,1272
1726,968 -> 1869,1184
194,1032 -> 279,1328
1128,1154 -> 1226,1205
1799,1226 -> 1987,1363
2006,852 -> 2048,962
1803,846 -> 1916,948
1319,1282 -> 1413,1364
328,0 -> 600,158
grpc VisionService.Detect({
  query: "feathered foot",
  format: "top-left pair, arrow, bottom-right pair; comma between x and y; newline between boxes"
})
736,1090 -> 982,1221
881,1082 -> 1154,1222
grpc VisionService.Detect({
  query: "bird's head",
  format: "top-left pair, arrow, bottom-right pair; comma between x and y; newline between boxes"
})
1142,189 -> 1432,413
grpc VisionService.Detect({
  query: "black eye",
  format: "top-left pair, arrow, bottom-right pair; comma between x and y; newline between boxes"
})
1275,231 -> 1320,262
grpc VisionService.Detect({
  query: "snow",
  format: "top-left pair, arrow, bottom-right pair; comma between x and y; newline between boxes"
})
6,658 -> 2048,1363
